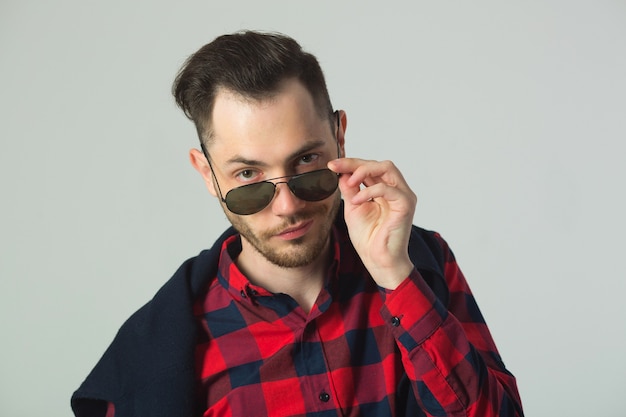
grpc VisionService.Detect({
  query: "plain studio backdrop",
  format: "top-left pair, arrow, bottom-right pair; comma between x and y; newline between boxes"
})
1,1 -> 625,416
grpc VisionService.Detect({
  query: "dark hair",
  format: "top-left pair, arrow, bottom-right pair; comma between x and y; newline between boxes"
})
172,31 -> 334,144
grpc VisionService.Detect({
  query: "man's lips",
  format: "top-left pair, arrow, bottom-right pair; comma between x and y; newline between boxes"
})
275,220 -> 314,240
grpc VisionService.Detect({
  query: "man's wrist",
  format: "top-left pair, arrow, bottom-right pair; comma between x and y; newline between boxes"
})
368,260 -> 414,290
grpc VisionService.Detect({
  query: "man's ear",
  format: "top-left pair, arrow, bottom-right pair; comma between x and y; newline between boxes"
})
336,110 -> 347,158
189,148 -> 217,197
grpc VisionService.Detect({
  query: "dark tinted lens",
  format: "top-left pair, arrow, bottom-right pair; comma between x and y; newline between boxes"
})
224,169 -> 339,215
289,169 -> 339,201
225,181 -> 276,215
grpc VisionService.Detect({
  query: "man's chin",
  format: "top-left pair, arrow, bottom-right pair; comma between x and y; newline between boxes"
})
261,239 -> 328,268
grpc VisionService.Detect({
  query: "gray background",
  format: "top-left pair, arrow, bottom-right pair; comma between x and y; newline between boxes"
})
1,1 -> 625,416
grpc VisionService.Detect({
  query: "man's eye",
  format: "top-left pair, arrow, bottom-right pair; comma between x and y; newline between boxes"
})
236,169 -> 258,181
299,154 -> 319,164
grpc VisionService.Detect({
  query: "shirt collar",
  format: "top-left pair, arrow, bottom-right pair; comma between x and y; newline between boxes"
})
216,226 -> 344,313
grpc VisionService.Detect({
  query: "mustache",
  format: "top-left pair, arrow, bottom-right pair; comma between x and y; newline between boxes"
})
262,208 -> 325,237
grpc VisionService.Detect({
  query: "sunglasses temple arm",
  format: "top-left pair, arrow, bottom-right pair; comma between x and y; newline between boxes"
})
334,110 -> 342,159
201,143 -> 227,203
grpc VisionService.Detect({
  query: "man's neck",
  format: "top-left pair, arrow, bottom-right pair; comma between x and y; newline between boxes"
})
235,239 -> 332,314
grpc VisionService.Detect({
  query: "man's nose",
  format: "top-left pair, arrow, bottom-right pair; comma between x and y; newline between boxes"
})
270,182 -> 305,215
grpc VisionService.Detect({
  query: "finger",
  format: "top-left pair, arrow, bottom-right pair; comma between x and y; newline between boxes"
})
327,157 -> 367,174
352,160 -> 404,188
350,182 -> 407,206
327,158 -> 376,183
337,172 -> 360,202
332,159 -> 406,189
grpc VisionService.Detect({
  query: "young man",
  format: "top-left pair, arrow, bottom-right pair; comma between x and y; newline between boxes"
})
72,31 -> 523,417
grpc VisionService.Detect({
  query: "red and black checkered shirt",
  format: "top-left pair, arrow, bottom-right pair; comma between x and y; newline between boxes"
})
192,225 -> 523,417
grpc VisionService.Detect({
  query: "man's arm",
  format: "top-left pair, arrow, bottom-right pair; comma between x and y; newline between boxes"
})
329,157 -> 523,416
381,233 -> 523,416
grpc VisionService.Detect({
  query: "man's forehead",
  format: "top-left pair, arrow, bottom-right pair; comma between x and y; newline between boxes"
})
208,86 -> 327,143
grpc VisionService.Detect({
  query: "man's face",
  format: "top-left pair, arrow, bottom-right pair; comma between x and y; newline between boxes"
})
202,79 -> 344,268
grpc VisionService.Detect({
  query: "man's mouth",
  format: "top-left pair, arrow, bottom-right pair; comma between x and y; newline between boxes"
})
275,220 -> 314,240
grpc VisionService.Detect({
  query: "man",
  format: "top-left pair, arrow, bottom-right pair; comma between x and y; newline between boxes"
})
72,31 -> 523,417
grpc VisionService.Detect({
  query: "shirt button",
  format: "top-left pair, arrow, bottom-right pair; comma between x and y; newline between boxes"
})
319,392 -> 330,402
391,316 -> 401,327
240,290 -> 247,298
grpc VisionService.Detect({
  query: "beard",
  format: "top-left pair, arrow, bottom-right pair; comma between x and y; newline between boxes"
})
224,193 -> 341,268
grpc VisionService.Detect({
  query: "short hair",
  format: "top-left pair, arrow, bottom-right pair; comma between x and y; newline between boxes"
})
172,31 -> 334,145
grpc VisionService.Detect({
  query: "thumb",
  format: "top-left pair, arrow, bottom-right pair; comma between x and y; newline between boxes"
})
337,173 -> 360,203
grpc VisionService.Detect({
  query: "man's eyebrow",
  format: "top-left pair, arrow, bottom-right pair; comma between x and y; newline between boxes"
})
224,139 -> 328,166
286,139 -> 327,161
224,156 -> 268,167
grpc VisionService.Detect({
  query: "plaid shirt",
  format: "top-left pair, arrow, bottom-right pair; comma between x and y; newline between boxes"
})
193,225 -> 523,417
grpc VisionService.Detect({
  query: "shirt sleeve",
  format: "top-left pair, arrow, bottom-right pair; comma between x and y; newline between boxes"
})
380,232 -> 524,417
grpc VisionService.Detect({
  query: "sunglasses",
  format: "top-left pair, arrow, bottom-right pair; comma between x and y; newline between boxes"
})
214,168 -> 339,215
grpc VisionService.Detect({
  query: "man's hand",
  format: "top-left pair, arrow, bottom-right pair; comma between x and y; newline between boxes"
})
327,158 -> 417,290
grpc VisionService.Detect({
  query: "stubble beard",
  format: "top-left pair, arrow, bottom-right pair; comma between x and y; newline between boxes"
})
225,194 -> 341,268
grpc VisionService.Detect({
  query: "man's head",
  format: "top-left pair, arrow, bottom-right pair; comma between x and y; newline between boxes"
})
172,30 -> 334,146
176,31 -> 347,269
